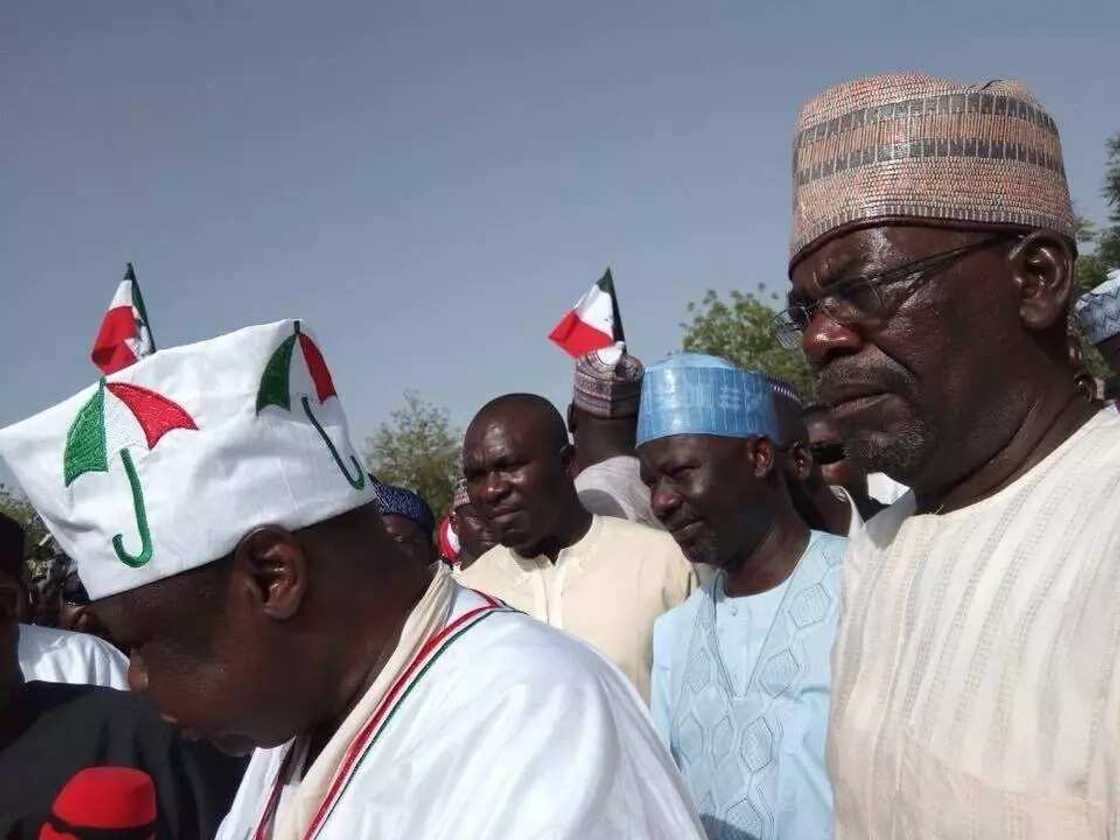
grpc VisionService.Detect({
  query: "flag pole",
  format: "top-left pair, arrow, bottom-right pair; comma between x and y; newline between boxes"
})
126,262 -> 157,353
602,267 -> 626,345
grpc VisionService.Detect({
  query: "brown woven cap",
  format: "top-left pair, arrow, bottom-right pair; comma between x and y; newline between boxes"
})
789,72 -> 1074,265
573,344 -> 644,419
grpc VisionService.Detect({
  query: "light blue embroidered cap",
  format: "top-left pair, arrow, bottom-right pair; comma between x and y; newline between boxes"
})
1075,269 -> 1120,345
636,353 -> 781,446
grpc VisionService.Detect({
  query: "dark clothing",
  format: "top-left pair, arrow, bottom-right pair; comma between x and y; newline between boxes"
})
1,682 -> 244,839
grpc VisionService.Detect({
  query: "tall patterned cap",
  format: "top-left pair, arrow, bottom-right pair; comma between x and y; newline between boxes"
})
1075,269 -> 1120,345
573,343 -> 645,419
371,479 -> 436,537
452,477 -> 471,510
763,375 -> 805,445
0,320 -> 375,600
637,354 -> 781,446
790,72 -> 1074,265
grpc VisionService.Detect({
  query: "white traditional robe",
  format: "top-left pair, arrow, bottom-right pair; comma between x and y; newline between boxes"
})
575,454 -> 663,529
18,623 -> 129,690
457,514 -> 697,703
830,408 -> 1120,838
651,531 -> 846,840
217,570 -> 705,840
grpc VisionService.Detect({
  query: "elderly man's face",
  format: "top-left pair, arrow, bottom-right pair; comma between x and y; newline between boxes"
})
789,225 -> 1021,486
638,434 -> 771,568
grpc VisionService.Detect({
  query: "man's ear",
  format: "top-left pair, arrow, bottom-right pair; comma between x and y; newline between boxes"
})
1011,230 -> 1075,332
787,441 -> 813,482
231,526 -> 309,621
560,443 -> 577,476
748,437 -> 777,480
566,403 -> 578,435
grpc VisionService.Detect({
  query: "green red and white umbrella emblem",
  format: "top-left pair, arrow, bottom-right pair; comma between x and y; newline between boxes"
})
64,380 -> 198,567
256,321 -> 366,490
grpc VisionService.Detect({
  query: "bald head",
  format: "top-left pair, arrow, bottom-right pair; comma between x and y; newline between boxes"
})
464,393 -> 586,558
468,393 -> 569,453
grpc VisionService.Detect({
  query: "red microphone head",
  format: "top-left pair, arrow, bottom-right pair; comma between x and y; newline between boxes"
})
39,767 -> 156,840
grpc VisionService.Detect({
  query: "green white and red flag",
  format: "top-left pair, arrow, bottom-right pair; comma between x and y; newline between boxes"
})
91,263 -> 155,375
548,268 -> 625,357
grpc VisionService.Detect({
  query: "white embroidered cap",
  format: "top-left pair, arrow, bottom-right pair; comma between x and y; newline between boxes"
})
0,319 -> 375,600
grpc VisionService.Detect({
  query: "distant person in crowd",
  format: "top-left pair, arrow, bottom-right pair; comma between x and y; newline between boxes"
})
1076,267 -> 1120,398
568,345 -> 661,528
0,320 -> 704,839
371,479 -> 438,571
448,478 -> 497,573
783,72 -> 1119,834
0,512 -> 32,622
639,354 -> 846,840
803,403 -> 885,522
766,375 -> 859,536
460,392 -> 697,702
1,514 -> 128,689
0,538 -> 244,839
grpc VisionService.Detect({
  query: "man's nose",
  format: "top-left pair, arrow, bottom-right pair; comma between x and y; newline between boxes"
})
650,480 -> 682,522
802,310 -> 863,368
481,474 -> 510,503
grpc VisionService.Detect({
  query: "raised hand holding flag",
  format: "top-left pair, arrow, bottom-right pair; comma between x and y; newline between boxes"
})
91,263 -> 155,375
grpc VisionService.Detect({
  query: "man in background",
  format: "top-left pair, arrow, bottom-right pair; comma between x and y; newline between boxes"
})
640,355 -> 846,839
802,404 -> 884,523
568,345 -> 661,528
766,375 -> 859,536
2,513 -> 128,689
371,479 -> 439,571
460,392 -> 696,702
448,478 -> 497,573
1076,267 -> 1120,397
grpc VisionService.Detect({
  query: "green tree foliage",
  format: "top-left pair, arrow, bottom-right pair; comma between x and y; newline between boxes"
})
681,287 -> 816,398
364,392 -> 461,517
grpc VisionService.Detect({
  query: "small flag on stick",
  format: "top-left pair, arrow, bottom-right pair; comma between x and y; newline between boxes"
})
91,263 -> 156,375
548,268 -> 626,357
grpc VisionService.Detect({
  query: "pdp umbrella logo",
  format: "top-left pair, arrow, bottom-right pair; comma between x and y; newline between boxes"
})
64,380 -> 198,568
256,321 -> 366,490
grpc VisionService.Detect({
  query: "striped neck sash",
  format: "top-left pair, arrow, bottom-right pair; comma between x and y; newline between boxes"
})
253,593 -> 508,840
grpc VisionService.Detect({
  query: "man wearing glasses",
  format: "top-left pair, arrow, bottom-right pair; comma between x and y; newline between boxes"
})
782,73 -> 1120,836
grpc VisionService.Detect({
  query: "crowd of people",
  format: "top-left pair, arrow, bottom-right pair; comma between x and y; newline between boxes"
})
1,70 -> 1119,839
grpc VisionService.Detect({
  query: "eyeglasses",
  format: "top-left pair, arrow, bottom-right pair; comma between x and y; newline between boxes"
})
773,234 -> 1017,350
808,441 -> 846,466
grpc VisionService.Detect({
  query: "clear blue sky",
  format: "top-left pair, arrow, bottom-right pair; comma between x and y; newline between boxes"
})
3,0 -> 1118,472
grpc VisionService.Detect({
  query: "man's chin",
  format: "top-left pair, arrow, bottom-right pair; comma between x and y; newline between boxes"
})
206,733 -> 259,757
844,425 -> 932,485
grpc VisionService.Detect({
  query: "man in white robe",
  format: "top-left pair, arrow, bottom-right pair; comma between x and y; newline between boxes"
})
0,319 -> 705,839
785,72 -> 1120,835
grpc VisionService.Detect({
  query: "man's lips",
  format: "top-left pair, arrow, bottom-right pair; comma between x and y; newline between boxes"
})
488,508 -> 522,526
669,520 -> 703,544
